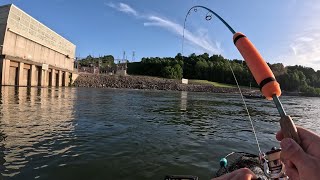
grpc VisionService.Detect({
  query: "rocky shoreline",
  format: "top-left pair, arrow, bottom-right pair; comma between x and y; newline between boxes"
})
73,73 -> 259,94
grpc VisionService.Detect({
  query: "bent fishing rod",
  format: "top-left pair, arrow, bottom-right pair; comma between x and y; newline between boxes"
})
183,5 -> 300,179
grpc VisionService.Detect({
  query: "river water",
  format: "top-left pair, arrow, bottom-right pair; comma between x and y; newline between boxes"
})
0,87 -> 319,180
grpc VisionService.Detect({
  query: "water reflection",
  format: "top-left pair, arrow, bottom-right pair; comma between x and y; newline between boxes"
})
180,91 -> 188,111
0,87 -> 319,180
0,87 -> 77,178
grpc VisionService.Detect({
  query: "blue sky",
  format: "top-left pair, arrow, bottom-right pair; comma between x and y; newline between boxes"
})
1,0 -> 320,69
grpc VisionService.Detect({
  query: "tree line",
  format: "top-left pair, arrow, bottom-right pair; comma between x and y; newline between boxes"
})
127,53 -> 320,96
78,55 -> 115,70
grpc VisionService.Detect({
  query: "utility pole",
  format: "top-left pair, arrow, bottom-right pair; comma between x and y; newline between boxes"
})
123,51 -> 126,63
98,55 -> 101,74
132,51 -> 135,62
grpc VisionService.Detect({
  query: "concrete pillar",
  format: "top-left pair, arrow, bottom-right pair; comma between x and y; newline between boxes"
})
65,72 -> 70,86
0,58 -> 3,86
2,59 -> 10,86
58,70 -> 62,87
52,69 -> 56,87
1,59 -> 5,85
30,65 -> 37,86
62,71 -> 67,86
18,62 -> 24,86
41,70 -> 48,87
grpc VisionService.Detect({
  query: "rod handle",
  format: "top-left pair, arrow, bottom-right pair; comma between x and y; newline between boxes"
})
280,115 -> 301,144
233,32 -> 281,100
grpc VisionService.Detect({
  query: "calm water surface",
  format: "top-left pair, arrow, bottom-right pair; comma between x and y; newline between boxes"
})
0,87 -> 319,180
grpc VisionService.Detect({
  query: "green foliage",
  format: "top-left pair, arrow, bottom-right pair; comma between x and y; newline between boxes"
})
127,62 -> 144,75
127,56 -> 183,79
161,66 -> 175,79
300,85 -> 320,97
127,53 -> 255,85
275,65 -> 320,96
195,60 -> 208,79
127,52 -> 320,97
277,69 -> 307,91
78,55 -> 115,68
173,64 -> 183,79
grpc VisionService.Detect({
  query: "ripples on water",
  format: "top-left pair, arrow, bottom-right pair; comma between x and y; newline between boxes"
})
0,87 -> 319,180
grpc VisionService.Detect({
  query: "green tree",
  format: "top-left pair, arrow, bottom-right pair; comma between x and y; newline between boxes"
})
162,66 -> 175,79
195,60 -> 209,79
172,64 -> 183,79
126,52 -> 320,96
270,63 -> 286,76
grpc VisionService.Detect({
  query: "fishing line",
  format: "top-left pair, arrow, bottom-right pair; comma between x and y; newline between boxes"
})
181,6 -> 262,156
229,66 -> 262,155
181,6 -> 295,179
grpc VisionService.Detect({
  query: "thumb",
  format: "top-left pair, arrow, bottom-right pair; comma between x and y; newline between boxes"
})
280,138 -> 309,168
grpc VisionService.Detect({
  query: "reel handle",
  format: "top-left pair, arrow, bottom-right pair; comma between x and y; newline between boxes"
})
280,115 -> 301,144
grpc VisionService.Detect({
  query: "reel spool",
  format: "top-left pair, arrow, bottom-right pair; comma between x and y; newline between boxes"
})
261,147 -> 288,180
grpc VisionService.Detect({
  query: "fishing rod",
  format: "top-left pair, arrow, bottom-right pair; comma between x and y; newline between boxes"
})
182,5 -> 301,179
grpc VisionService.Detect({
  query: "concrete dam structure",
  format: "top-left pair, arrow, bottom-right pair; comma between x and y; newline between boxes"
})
0,4 -> 77,87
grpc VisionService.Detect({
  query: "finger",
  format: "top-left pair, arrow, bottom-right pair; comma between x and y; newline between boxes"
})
211,170 -> 238,180
277,126 -> 320,157
212,168 -> 256,180
276,130 -> 284,141
296,127 -> 320,157
233,173 -> 257,180
285,166 -> 299,180
280,138 -> 310,168
211,172 -> 235,180
233,168 -> 257,180
211,172 -> 234,180
296,126 -> 319,141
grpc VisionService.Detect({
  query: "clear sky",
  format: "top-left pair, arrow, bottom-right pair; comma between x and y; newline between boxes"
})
1,0 -> 320,70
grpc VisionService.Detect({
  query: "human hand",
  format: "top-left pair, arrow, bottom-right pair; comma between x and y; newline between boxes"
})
211,168 -> 257,180
276,126 -> 320,180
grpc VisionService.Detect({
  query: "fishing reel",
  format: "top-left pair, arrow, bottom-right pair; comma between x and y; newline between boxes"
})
216,149 -> 288,180
260,147 -> 288,180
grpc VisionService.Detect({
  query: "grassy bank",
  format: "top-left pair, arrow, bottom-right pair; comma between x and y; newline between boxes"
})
189,80 -> 236,88
189,79 -> 258,90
